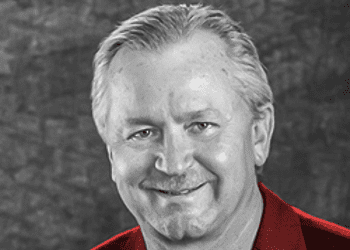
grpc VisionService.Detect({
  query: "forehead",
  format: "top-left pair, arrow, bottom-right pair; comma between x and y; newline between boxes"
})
107,29 -> 235,81
105,30 -> 250,127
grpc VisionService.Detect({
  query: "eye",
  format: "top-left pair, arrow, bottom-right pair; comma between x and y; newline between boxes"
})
190,122 -> 217,134
194,122 -> 210,130
129,129 -> 153,140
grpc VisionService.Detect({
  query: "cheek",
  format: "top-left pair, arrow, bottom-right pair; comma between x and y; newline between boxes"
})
206,143 -> 240,172
215,151 -> 229,164
204,129 -> 242,163
196,128 -> 253,179
197,136 -> 238,177
111,148 -> 153,188
197,141 -> 248,202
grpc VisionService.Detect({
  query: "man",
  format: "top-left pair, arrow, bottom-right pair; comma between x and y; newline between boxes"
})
90,3 -> 350,250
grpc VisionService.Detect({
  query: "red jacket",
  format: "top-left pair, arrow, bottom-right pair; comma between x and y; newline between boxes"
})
91,182 -> 350,249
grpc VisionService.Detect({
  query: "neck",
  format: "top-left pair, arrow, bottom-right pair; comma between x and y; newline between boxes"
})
204,182 -> 262,250
233,184 -> 263,249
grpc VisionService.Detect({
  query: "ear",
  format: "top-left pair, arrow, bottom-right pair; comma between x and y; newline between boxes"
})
252,103 -> 275,167
106,145 -> 118,182
106,145 -> 114,163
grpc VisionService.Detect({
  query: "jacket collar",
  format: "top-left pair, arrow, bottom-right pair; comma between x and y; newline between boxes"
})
253,182 -> 307,250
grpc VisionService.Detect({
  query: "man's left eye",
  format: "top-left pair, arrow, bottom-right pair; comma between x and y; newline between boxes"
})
190,122 -> 217,133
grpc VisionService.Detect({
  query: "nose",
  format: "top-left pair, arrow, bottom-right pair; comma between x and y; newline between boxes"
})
155,128 -> 194,176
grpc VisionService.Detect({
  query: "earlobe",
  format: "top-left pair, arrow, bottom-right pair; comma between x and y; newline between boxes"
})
252,103 -> 275,167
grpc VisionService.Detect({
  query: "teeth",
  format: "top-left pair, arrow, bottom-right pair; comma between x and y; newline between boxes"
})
178,190 -> 190,195
157,184 -> 205,196
160,189 -> 191,195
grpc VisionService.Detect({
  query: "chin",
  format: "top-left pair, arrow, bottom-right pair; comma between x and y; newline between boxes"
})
159,218 -> 207,242
151,209 -> 218,242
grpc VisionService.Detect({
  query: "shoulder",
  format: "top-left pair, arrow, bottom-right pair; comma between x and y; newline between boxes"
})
91,226 -> 146,250
257,182 -> 350,249
291,206 -> 350,249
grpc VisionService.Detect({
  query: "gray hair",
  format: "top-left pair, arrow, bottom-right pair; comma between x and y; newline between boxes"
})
91,3 -> 274,147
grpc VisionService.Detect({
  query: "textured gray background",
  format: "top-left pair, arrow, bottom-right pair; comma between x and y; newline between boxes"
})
0,0 -> 350,249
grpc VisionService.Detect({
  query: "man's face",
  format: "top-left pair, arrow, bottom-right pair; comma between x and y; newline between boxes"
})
104,30 -> 265,242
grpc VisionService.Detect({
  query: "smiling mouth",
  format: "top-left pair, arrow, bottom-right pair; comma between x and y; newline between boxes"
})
157,183 -> 206,196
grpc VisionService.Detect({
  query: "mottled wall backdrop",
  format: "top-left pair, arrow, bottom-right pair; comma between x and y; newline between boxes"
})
0,0 -> 350,249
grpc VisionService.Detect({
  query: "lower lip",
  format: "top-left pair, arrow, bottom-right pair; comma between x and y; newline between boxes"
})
153,183 -> 207,199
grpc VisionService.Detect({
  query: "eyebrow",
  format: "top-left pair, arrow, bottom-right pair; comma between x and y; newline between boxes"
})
125,117 -> 158,126
125,108 -> 220,126
178,108 -> 220,122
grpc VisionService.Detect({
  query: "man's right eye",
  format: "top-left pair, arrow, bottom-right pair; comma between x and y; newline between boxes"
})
129,129 -> 153,140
